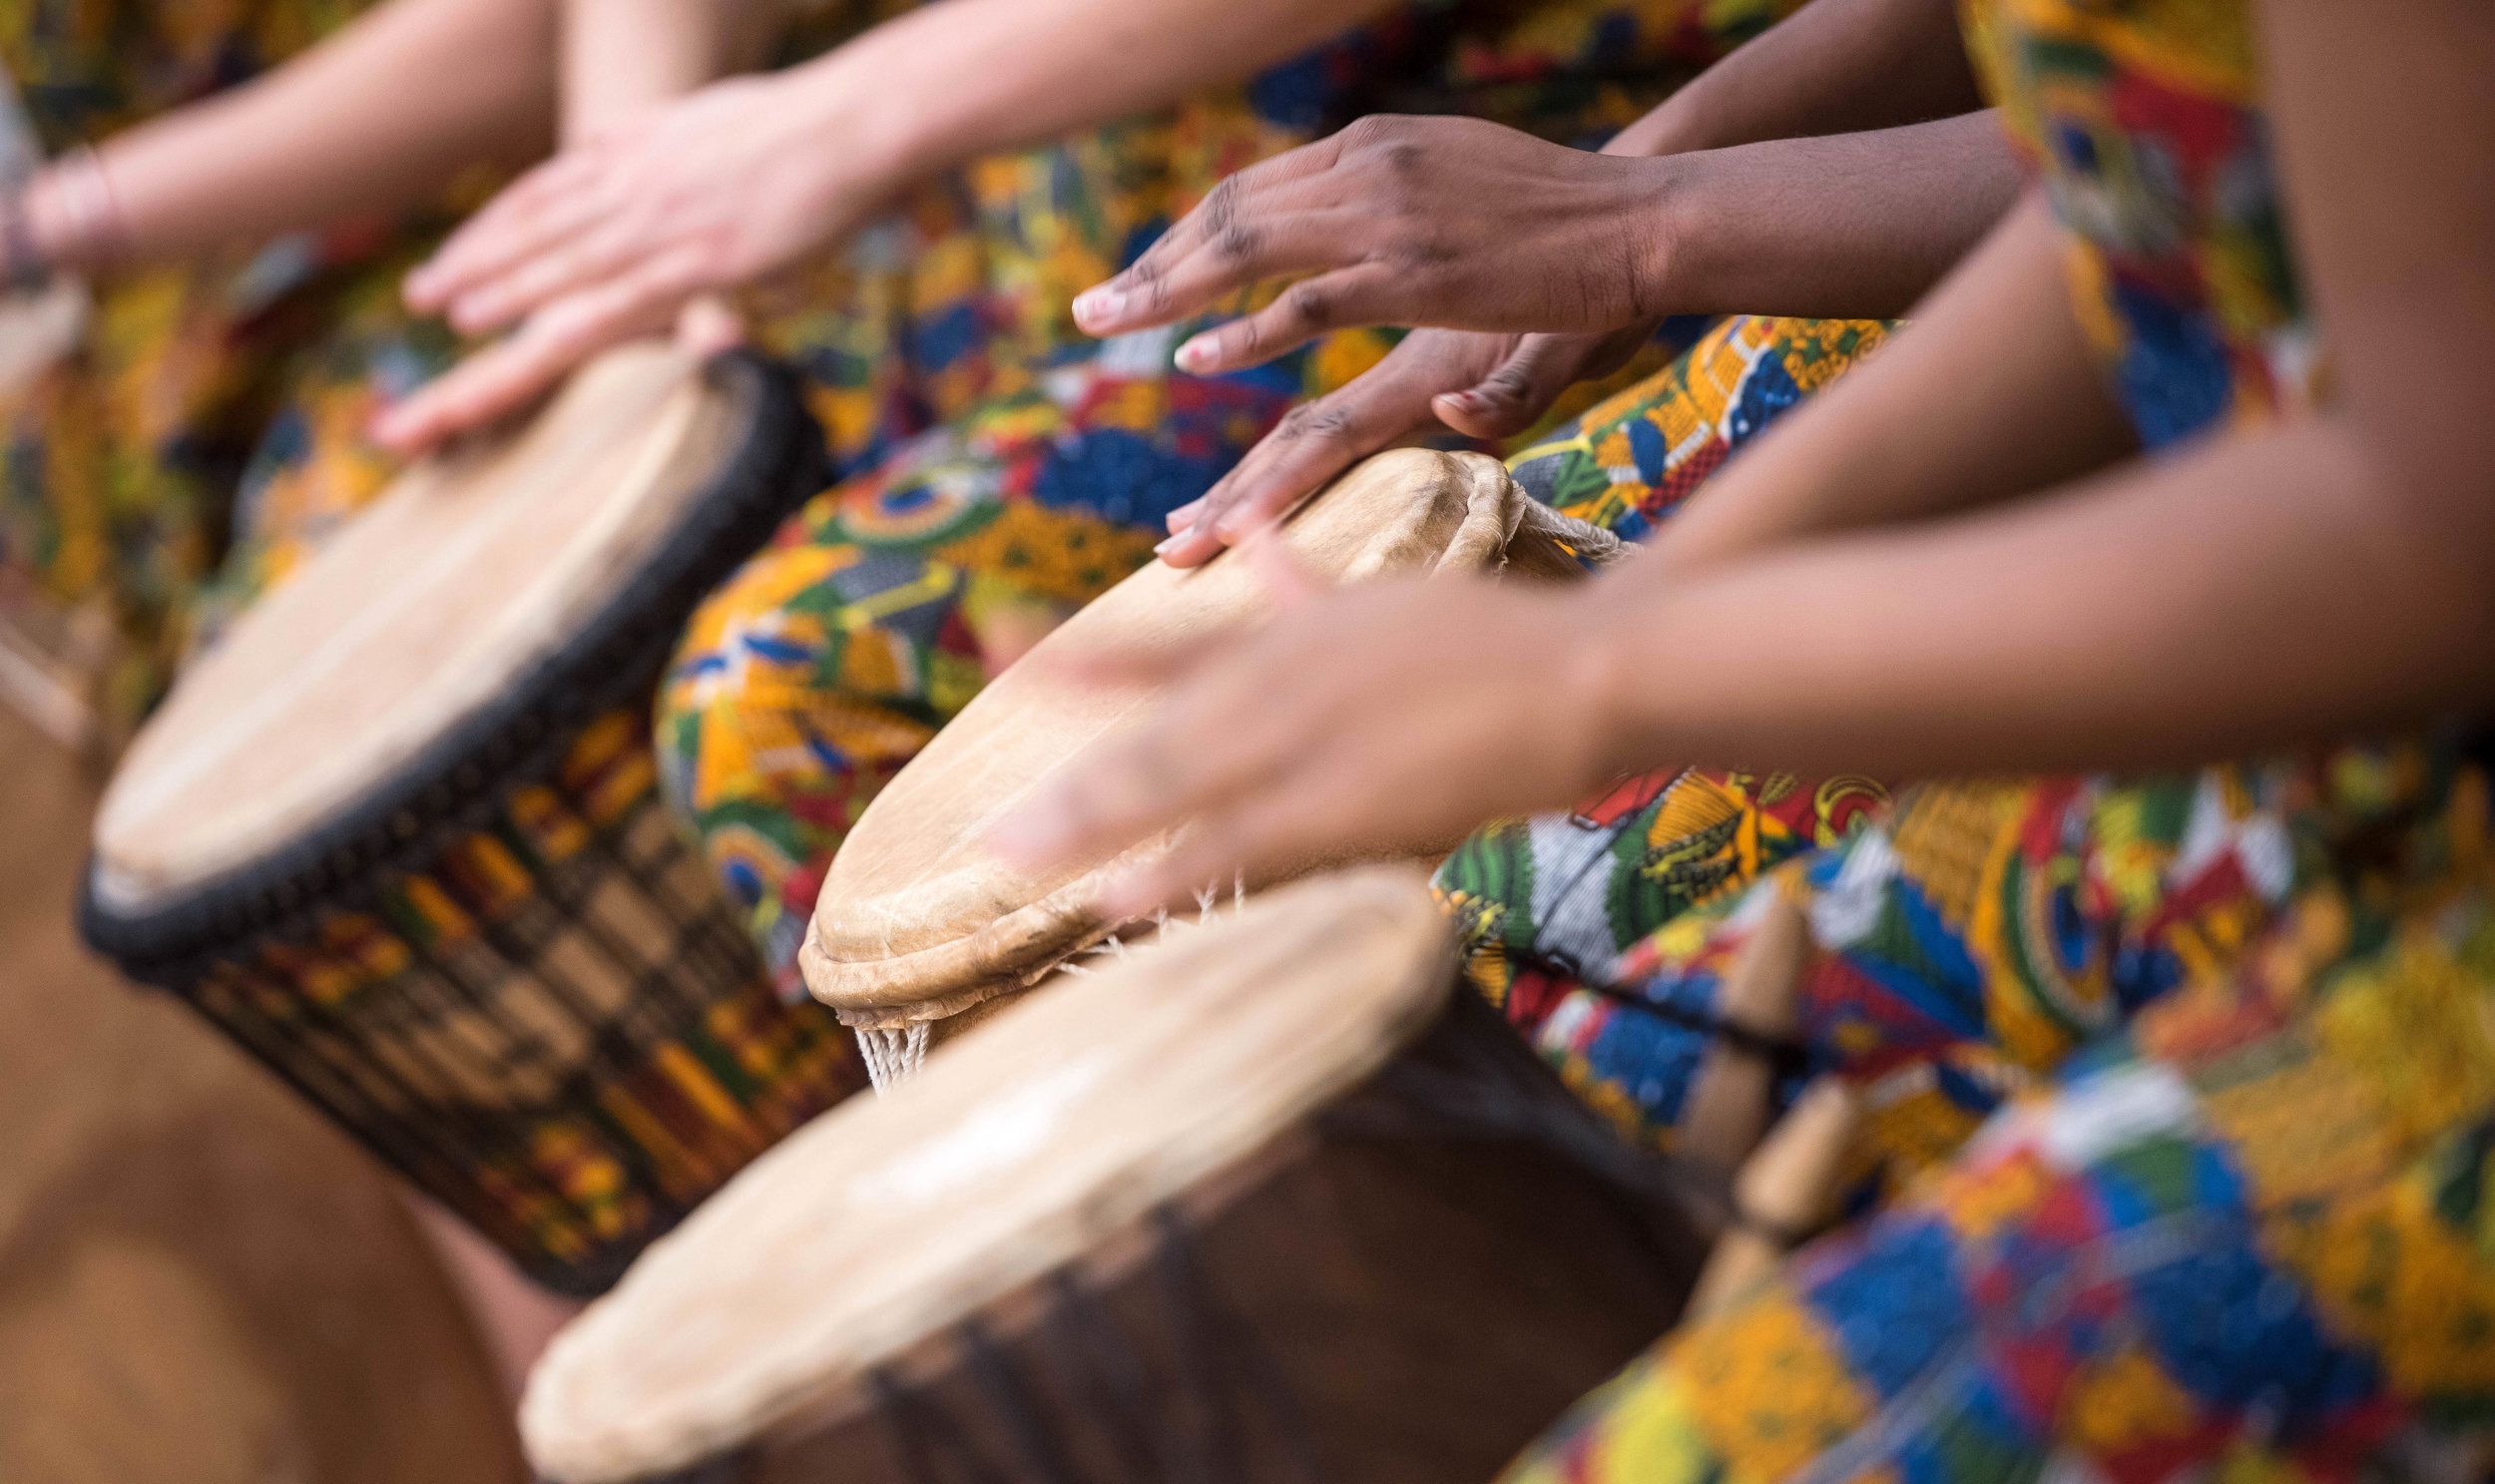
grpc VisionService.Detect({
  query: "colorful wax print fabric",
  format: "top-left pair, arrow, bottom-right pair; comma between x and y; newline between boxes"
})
1435,313 -> 1894,1143
1505,743 -> 2495,1484
0,0 -> 441,741
1968,0 -> 2313,448
1505,313 -> 1887,539
655,18 -> 1813,997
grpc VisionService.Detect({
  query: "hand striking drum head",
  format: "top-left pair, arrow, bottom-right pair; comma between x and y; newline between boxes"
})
81,345 -> 861,1293
801,448 -> 1620,1078
527,866 -> 1703,1484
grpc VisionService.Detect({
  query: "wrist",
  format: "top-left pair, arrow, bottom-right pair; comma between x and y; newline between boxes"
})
796,33 -> 941,187
1623,152 -> 1702,323
1554,580 -> 1668,786
23,148 -> 131,277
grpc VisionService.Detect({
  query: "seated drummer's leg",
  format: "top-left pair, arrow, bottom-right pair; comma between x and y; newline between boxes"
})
1467,756 -> 2311,1173
1437,316 -> 1894,1119
1502,854 -> 2495,1484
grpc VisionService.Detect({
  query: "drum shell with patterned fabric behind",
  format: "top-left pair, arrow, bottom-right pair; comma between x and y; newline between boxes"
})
78,347 -> 864,1294
525,867 -> 1712,1484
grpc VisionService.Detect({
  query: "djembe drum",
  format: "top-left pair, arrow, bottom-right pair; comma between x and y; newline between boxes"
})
803,449 -> 1624,1085
524,865 -> 1710,1484
79,344 -> 864,1294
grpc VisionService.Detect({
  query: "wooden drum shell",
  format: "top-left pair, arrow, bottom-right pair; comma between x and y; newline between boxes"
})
527,870 -> 1711,1482
78,350 -> 861,1294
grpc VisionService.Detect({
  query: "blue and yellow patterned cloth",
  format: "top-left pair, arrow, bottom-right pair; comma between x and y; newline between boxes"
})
1492,0 -> 2495,1479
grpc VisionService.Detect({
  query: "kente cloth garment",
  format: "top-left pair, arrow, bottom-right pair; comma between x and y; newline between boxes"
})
653,7 -> 1810,997
1435,313 -> 1894,1141
1971,0 -> 2314,447
1506,742 -> 2495,1484
0,0 -> 423,740
1506,0 -> 2495,1475
0,0 -> 922,743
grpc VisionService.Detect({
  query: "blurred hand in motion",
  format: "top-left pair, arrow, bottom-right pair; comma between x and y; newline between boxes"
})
1073,115 -> 1677,376
374,73 -> 891,453
1152,320 -> 1654,567
985,536 -> 1618,916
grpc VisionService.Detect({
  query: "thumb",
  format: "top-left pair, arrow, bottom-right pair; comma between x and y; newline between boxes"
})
1431,333 -> 1595,440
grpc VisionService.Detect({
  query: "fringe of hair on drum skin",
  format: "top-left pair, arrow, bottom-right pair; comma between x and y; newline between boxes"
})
855,874 -> 1251,1094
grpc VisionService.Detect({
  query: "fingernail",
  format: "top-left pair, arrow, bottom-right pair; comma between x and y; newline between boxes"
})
1176,335 -> 1218,373
1445,390 -> 1485,412
1154,532 -> 1186,555
1074,286 -> 1125,328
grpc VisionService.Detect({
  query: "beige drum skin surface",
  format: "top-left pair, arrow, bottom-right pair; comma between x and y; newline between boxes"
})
801,449 -> 1601,1024
91,344 -> 745,910
524,867 -> 1456,1482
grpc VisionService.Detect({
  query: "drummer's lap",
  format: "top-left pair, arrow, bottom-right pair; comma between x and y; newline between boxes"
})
1505,808 -> 2495,1482
1435,317 -> 1893,1107
1483,729 -> 2473,1189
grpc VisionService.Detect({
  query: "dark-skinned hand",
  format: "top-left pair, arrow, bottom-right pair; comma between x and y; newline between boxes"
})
1075,114 -> 1677,377
1153,319 -> 1656,566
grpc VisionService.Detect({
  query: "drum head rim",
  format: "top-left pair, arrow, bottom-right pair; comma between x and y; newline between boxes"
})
78,349 -> 824,985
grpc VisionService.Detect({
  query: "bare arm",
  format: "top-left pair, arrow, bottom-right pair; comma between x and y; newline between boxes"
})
1587,0 -> 2495,775
560,0 -> 780,144
1642,195 -> 2137,574
813,0 -> 1403,182
377,0 -> 1405,450
1610,0 -> 1981,158
30,0 -> 558,272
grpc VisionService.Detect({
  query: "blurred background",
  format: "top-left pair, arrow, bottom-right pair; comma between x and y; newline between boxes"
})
0,696 -> 525,1482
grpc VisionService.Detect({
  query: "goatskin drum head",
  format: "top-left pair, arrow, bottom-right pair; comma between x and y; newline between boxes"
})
91,344 -> 757,911
522,865 -> 1452,1481
801,449 -> 1568,1022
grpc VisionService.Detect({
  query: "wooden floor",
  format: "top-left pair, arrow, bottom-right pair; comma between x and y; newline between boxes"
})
0,705 -> 524,1484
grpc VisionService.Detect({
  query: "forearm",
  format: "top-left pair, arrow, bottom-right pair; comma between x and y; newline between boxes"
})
1648,193 -> 2135,572
1659,112 -> 2020,320
44,0 -> 557,268
562,0 -> 779,142
1581,418 -> 2495,781
1610,0 -> 1980,158
793,0 -> 1399,183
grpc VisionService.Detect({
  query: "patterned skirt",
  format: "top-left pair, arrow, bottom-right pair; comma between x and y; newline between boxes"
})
1414,290 -> 2495,1482
1503,742 -> 2495,1483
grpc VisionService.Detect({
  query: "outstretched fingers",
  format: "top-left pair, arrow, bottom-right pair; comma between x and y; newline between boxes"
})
405,152 -> 610,313
1171,264 -> 1402,374
437,214 -> 658,335
1073,137 -> 1348,336
370,255 -> 697,453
